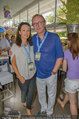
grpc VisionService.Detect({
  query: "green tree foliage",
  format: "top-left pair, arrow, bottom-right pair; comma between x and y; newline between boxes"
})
56,31 -> 67,43
66,0 -> 79,24
46,14 -> 53,23
56,31 -> 66,37
56,7 -> 67,23
56,0 -> 67,24
45,0 -> 67,24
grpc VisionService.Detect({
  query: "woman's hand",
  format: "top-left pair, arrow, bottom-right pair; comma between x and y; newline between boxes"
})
19,76 -> 25,84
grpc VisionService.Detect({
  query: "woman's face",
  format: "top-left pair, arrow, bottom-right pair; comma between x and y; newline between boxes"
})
19,24 -> 30,40
11,36 -> 16,43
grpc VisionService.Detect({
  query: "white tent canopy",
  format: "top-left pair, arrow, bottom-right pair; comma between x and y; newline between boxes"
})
0,0 -> 65,26
0,0 -> 34,25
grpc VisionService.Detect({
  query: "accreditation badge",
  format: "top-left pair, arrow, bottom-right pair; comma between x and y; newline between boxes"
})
35,52 -> 41,61
28,62 -> 34,71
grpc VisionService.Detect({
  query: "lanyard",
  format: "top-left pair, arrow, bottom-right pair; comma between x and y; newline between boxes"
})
37,31 -> 48,52
21,42 -> 31,63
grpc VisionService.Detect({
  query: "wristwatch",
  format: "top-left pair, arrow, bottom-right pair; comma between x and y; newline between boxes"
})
52,71 -> 57,75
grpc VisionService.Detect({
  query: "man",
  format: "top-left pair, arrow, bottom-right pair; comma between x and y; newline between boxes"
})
5,33 -> 12,46
32,14 -> 63,116
10,35 -> 16,46
0,34 -> 10,55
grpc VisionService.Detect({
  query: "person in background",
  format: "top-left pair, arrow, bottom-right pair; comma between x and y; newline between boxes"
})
9,35 -> 16,56
5,33 -> 10,42
32,14 -> 63,116
57,33 -> 79,119
10,35 -> 16,46
0,33 -> 10,55
62,41 -> 66,52
11,22 -> 36,116
9,35 -> 16,64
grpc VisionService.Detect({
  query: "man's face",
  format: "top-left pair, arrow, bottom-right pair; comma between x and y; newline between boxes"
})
11,36 -> 16,43
32,16 -> 46,34
6,34 -> 9,40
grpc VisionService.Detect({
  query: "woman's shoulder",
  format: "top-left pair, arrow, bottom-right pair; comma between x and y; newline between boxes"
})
11,43 -> 19,52
12,43 -> 21,49
64,49 -> 71,57
64,49 -> 70,53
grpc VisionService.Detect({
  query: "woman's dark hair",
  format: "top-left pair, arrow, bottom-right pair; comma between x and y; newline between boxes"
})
16,22 -> 32,46
69,33 -> 79,59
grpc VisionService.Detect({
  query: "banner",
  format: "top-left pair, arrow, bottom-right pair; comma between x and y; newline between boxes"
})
4,5 -> 11,19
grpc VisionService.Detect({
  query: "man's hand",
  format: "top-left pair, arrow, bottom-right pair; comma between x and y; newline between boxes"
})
2,48 -> 7,52
51,72 -> 56,75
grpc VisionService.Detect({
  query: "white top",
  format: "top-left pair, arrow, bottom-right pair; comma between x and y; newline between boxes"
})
11,44 -> 36,80
0,38 -> 10,55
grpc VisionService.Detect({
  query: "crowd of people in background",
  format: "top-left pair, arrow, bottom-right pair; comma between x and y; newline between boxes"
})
0,33 -> 16,55
0,33 -> 16,65
0,14 -> 79,119
0,33 -> 10,55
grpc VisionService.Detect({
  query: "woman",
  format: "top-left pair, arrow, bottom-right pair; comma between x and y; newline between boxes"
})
11,22 -> 36,115
57,33 -> 79,117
